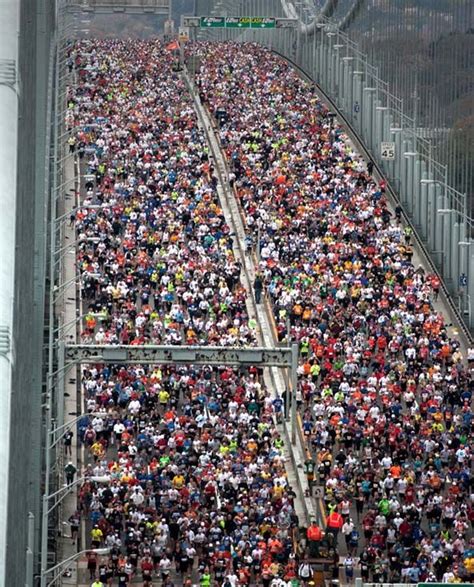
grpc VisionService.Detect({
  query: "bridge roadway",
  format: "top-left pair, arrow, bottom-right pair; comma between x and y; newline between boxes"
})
54,42 -> 472,587
188,42 -> 472,584
55,46 -> 316,587
188,65 -> 472,583
65,146 -> 312,584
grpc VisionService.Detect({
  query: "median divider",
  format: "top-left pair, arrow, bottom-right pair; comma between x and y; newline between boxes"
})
184,67 -> 325,529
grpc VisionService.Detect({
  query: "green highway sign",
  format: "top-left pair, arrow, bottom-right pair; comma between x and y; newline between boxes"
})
225,17 -> 250,28
250,17 -> 276,28
198,16 -> 277,29
225,17 -> 276,28
200,16 -> 225,27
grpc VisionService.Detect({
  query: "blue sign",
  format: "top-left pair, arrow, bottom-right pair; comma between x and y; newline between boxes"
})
459,273 -> 467,287
353,101 -> 360,113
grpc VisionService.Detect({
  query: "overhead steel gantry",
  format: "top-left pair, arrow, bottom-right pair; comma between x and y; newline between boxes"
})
61,342 -> 299,437
65,0 -> 170,14
64,343 -> 295,367
280,0 -> 365,33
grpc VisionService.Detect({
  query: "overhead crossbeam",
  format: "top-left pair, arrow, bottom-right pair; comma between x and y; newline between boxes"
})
65,0 -> 170,14
64,344 -> 293,367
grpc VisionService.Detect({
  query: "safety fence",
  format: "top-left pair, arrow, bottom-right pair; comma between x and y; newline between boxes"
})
194,0 -> 474,337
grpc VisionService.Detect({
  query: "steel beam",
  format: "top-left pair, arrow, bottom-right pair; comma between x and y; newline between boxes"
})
64,344 -> 293,367
65,0 -> 169,14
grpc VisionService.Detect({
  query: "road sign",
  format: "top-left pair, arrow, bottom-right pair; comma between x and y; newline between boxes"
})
65,344 -> 295,367
313,486 -> 324,498
225,17 -> 276,28
197,15 -> 277,28
225,17 -> 250,28
249,17 -> 276,28
178,26 -> 189,42
459,273 -> 468,287
275,18 -> 298,28
381,141 -> 395,160
200,16 -> 225,27
182,16 -> 200,27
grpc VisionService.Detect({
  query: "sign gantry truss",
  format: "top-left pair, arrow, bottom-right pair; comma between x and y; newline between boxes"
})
65,0 -> 170,14
183,16 -> 297,29
64,344 -> 294,367
60,344 -> 299,445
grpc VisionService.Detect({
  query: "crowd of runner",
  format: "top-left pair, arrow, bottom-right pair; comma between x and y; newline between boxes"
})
193,42 -> 473,584
64,37 -> 474,585
69,39 -> 301,587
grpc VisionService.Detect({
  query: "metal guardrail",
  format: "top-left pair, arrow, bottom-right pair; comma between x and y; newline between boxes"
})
199,0 -> 474,334
266,48 -> 473,346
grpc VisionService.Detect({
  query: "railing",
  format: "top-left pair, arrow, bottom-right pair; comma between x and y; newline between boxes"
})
65,0 -> 170,11
196,0 -> 474,337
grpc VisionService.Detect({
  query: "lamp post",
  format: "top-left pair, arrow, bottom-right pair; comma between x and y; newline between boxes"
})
458,241 -> 471,319
401,151 -> 416,213
43,547 -> 111,587
52,271 -> 102,305
429,255 -> 446,296
53,310 -> 102,336
53,236 -> 100,265
54,202 -> 102,226
437,208 -> 454,283
49,411 -> 103,449
40,477 -> 111,587
52,168 -> 96,201
420,178 -> 437,246
362,87 -> 376,149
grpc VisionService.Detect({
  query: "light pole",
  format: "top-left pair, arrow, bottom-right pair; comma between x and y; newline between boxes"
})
53,310 -> 103,338
53,236 -> 100,264
431,251 -> 445,280
437,208 -> 454,283
43,547 -> 110,587
40,477 -> 111,587
403,150 -> 417,204
53,168 -> 96,200
458,241 -> 471,319
52,271 -> 101,305
362,87 -> 376,150
54,202 -> 102,227
49,411 -> 103,449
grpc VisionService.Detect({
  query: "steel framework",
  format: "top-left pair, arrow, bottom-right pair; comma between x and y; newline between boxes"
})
65,0 -> 170,14
64,343 -> 295,367
62,343 -> 299,441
